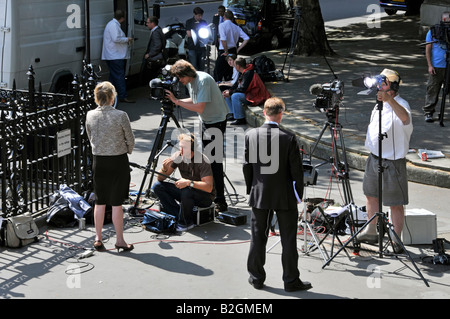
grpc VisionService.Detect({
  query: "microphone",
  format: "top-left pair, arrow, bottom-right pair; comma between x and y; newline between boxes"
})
309,83 -> 323,95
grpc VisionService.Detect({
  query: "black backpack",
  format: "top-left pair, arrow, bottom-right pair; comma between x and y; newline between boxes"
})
253,55 -> 276,81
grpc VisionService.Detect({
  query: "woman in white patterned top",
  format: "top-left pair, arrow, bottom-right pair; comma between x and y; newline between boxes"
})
85,81 -> 135,252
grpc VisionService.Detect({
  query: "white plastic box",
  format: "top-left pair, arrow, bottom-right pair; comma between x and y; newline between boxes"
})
401,209 -> 437,245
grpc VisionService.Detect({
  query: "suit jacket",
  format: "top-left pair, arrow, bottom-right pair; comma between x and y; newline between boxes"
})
243,123 -> 303,210
146,26 -> 166,61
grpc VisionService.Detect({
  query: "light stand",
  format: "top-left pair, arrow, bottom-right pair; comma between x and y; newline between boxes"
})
322,96 -> 430,287
438,48 -> 450,126
205,44 -> 212,74
198,23 -> 216,76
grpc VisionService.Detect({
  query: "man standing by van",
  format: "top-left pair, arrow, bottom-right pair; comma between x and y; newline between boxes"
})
102,10 -> 135,103
214,10 -> 249,82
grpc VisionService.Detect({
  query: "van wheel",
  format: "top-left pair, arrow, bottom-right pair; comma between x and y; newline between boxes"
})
269,33 -> 280,50
51,74 -> 73,94
384,9 -> 397,15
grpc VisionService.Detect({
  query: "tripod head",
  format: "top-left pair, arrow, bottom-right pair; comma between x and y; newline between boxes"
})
160,98 -> 177,114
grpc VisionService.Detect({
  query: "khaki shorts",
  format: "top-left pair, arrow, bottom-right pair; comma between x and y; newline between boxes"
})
363,153 -> 409,206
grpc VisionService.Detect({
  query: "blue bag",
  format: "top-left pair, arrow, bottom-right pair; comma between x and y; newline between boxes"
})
141,209 -> 176,234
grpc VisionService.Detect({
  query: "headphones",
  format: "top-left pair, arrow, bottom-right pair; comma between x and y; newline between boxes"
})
390,72 -> 401,92
189,133 -> 196,152
383,70 -> 401,92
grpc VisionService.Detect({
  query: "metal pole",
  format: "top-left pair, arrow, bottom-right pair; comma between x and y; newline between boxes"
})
85,0 -> 91,64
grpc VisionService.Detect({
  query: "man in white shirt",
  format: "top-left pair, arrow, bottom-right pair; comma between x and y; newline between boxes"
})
102,10 -> 135,103
214,10 -> 249,81
358,69 -> 413,254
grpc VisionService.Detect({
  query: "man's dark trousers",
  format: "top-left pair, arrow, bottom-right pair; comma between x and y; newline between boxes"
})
248,207 -> 300,285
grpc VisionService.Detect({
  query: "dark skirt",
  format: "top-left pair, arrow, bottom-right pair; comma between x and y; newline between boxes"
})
93,153 -> 130,206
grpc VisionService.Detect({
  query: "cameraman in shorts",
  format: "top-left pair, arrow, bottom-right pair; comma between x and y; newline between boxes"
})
357,69 -> 413,254
165,59 -> 230,214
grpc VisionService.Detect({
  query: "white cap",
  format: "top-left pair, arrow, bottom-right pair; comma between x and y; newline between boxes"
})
380,69 -> 402,85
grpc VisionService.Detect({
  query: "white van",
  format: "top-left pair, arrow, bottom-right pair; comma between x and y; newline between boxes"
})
0,0 -> 152,91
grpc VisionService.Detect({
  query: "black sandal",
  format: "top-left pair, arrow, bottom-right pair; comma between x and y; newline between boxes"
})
93,240 -> 105,251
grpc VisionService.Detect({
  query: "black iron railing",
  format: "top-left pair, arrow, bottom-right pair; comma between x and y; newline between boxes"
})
0,65 -> 96,218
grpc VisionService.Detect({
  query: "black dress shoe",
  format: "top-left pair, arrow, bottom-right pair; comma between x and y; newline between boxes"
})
120,98 -> 136,103
230,118 -> 246,125
214,202 -> 228,213
284,280 -> 312,292
248,277 -> 264,290
226,113 -> 235,121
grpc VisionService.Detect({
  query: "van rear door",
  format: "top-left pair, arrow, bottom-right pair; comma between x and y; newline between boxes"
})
128,0 -> 149,76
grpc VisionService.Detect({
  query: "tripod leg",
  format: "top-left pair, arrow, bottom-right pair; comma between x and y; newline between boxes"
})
385,222 -> 430,287
322,212 -> 379,268
309,122 -> 330,158
223,171 -> 238,206
285,6 -> 301,81
303,220 -> 329,262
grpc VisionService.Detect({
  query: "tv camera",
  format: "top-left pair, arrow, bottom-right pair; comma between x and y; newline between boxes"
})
430,21 -> 450,45
310,79 -> 344,122
149,65 -> 181,111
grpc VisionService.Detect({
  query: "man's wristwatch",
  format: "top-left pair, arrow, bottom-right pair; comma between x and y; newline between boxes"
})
190,180 -> 194,188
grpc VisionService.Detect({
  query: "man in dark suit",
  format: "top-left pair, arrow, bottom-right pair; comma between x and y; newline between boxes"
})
142,16 -> 166,83
243,97 -> 312,292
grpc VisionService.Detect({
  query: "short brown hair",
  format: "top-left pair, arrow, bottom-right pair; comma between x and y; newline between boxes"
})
148,16 -> 159,25
234,57 -> 247,69
264,97 -> 285,116
224,10 -> 234,20
114,10 -> 125,20
170,59 -> 197,78
226,54 -> 237,62
94,81 -> 116,106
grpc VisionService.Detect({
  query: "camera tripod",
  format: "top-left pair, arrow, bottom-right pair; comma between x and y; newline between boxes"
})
129,100 -> 181,215
309,116 -> 354,208
128,99 -> 238,214
282,5 -> 301,82
322,99 -> 430,287
306,114 -> 361,254
268,114 -> 358,260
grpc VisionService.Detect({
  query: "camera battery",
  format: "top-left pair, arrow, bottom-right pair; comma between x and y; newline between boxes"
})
192,205 -> 215,226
